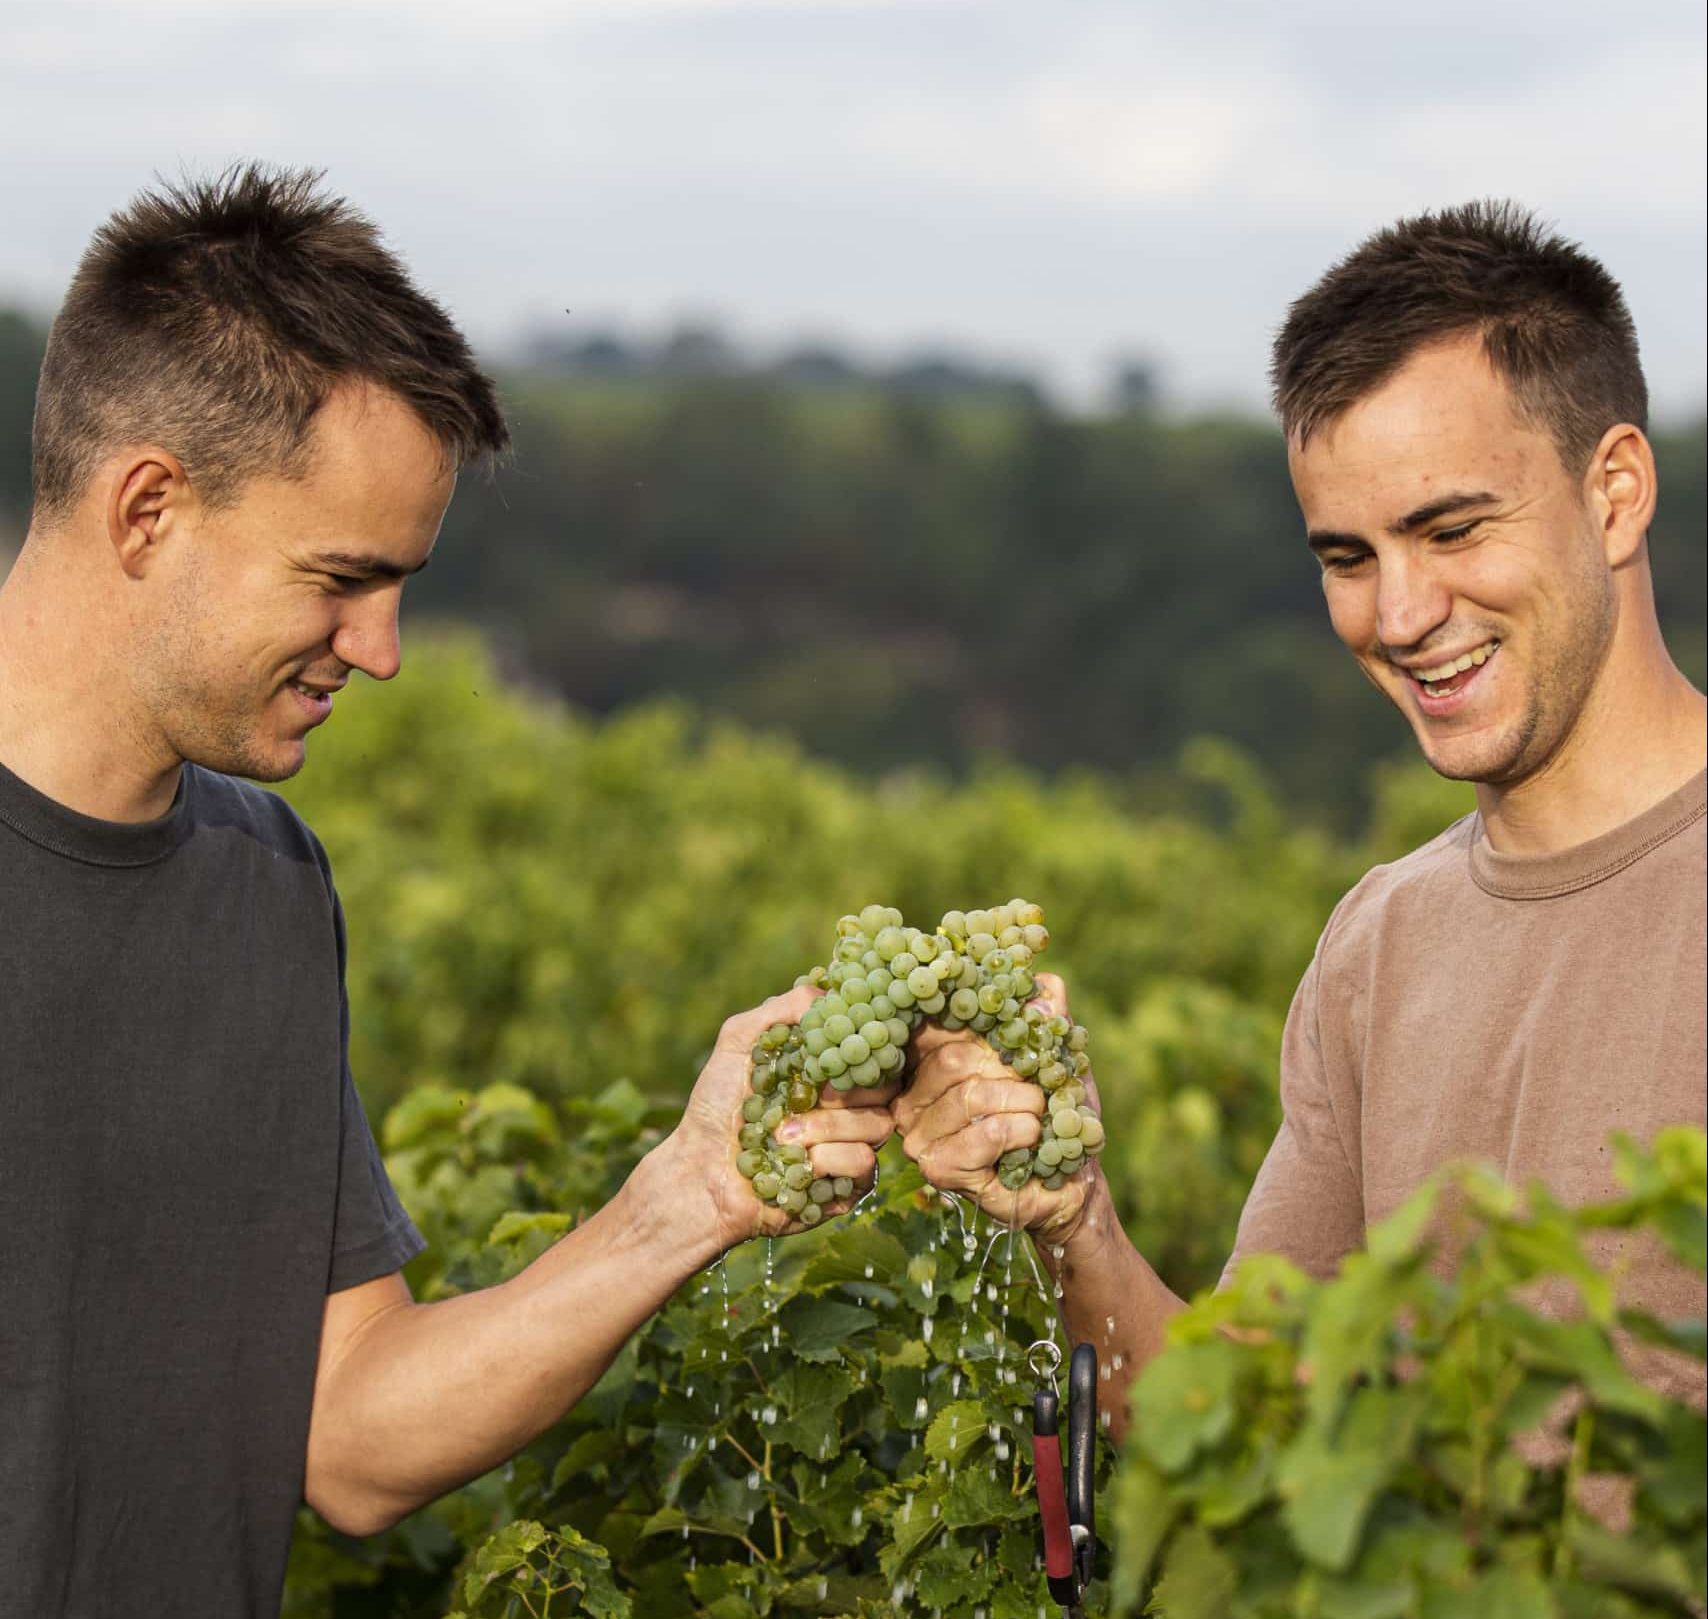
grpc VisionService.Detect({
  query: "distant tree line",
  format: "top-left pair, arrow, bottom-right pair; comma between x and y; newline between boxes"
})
1,306 -> 1701,824
518,317 -> 1166,413
514,317 -> 1066,406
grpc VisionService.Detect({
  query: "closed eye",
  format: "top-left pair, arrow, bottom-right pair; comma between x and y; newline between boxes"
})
1432,522 -> 1479,544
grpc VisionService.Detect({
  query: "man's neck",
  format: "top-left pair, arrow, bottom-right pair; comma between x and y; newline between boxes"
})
0,540 -> 182,823
1476,644 -> 1707,857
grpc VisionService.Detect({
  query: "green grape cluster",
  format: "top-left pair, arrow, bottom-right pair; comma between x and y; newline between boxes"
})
738,900 -> 1102,1218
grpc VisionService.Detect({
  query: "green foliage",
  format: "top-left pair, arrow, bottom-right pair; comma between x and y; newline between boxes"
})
287,1077 -> 1115,1619
287,1089 -> 1706,1619
272,643 -> 1703,1619
281,636 -> 1389,1292
279,633 -> 1351,1114
446,1521 -> 630,1619
1110,1130 -> 1708,1618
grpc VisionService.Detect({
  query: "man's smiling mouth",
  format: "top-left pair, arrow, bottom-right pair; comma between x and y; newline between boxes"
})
1398,638 -> 1500,698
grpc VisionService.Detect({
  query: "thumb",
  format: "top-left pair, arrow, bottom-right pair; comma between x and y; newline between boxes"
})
1031,971 -> 1072,1021
713,984 -> 821,1059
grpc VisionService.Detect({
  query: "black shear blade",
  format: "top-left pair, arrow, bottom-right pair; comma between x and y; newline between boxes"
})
1068,1343 -> 1097,1588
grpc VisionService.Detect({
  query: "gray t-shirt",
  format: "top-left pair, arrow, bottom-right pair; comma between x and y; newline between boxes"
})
0,758 -> 425,1618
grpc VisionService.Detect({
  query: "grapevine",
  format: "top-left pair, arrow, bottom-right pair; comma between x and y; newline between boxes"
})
740,900 -> 1102,1215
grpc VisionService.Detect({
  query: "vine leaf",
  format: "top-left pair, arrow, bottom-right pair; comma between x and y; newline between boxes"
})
1151,1523 -> 1239,1619
776,1297 -> 878,1362
802,1223 -> 909,1287
925,1400 -> 990,1465
1276,1385 -> 1423,1571
1131,1338 -> 1243,1473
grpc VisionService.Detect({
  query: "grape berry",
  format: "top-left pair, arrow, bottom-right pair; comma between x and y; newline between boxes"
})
741,901 -> 1101,1217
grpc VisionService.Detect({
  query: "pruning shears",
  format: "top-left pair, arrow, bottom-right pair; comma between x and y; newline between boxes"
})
1029,1340 -> 1096,1616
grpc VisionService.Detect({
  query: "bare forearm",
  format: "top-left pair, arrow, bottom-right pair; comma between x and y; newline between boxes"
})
1037,1187 -> 1185,1444
307,1141 -> 718,1533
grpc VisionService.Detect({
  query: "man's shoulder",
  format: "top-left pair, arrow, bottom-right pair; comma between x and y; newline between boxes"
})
1320,812 -> 1480,960
186,766 -> 331,880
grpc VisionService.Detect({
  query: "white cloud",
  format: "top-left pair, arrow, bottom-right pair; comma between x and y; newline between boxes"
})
846,23 -> 1704,223
854,56 -> 1294,202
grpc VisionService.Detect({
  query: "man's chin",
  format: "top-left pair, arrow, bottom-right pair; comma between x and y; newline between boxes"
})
1408,722 -> 1529,787
244,750 -> 308,784
182,737 -> 308,784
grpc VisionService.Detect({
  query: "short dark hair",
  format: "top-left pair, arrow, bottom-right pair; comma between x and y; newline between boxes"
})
31,163 -> 509,524
1271,200 -> 1647,474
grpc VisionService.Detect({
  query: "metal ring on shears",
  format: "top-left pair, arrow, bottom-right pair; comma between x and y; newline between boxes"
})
1030,1340 -> 1098,1614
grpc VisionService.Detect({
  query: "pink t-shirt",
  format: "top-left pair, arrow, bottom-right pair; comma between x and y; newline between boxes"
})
1228,768 -> 1706,1401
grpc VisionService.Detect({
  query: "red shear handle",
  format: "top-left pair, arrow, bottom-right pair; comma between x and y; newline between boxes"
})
1031,1432 -> 1073,1581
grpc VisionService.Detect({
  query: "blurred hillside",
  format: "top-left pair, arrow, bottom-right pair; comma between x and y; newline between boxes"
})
2,309 -> 1702,823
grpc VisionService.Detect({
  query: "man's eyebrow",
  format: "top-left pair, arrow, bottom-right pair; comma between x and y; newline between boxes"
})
1389,490 -> 1500,534
311,549 -> 432,580
1306,490 -> 1502,555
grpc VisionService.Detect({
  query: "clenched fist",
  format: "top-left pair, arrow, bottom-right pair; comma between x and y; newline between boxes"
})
893,973 -> 1107,1246
668,987 -> 898,1252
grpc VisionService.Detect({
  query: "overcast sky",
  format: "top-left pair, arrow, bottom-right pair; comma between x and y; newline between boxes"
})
4,0 -> 1703,415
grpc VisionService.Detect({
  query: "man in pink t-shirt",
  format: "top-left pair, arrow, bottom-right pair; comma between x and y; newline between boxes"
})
874,201 -> 1707,1430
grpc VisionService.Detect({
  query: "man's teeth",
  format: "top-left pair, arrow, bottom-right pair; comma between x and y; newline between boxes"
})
1416,641 -> 1499,685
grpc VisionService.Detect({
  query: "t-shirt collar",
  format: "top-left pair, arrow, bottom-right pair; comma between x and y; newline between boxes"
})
1469,767 -> 1707,900
0,755 -> 196,867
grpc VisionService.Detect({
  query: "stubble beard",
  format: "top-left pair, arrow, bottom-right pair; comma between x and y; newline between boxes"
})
138,599 -> 306,785
1417,552 -> 1617,789
155,675 -> 303,783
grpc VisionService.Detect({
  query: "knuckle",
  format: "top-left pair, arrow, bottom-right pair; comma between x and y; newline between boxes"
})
953,1088 -> 978,1131
725,1006 -> 764,1039
942,1043 -> 978,1080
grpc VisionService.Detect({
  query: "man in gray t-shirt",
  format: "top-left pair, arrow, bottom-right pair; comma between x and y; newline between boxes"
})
1,763 -> 424,1614
0,168 -> 892,1617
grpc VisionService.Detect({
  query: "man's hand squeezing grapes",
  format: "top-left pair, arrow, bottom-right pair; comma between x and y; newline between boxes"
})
894,973 -> 1108,1247
669,986 -> 898,1254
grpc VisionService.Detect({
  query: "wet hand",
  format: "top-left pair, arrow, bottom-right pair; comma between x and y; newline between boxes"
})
671,987 -> 898,1251
896,974 -> 1106,1246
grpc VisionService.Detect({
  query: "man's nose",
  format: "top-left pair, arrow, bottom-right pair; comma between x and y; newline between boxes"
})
1375,552 -> 1453,652
331,592 -> 403,682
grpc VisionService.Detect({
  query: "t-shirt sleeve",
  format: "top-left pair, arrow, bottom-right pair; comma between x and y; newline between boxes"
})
326,892 -> 427,1294
1220,926 -> 1365,1286
328,1059 -> 427,1292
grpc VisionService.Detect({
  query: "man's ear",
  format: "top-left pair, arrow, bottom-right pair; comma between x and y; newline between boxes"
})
1583,423 -> 1657,571
107,451 -> 191,579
